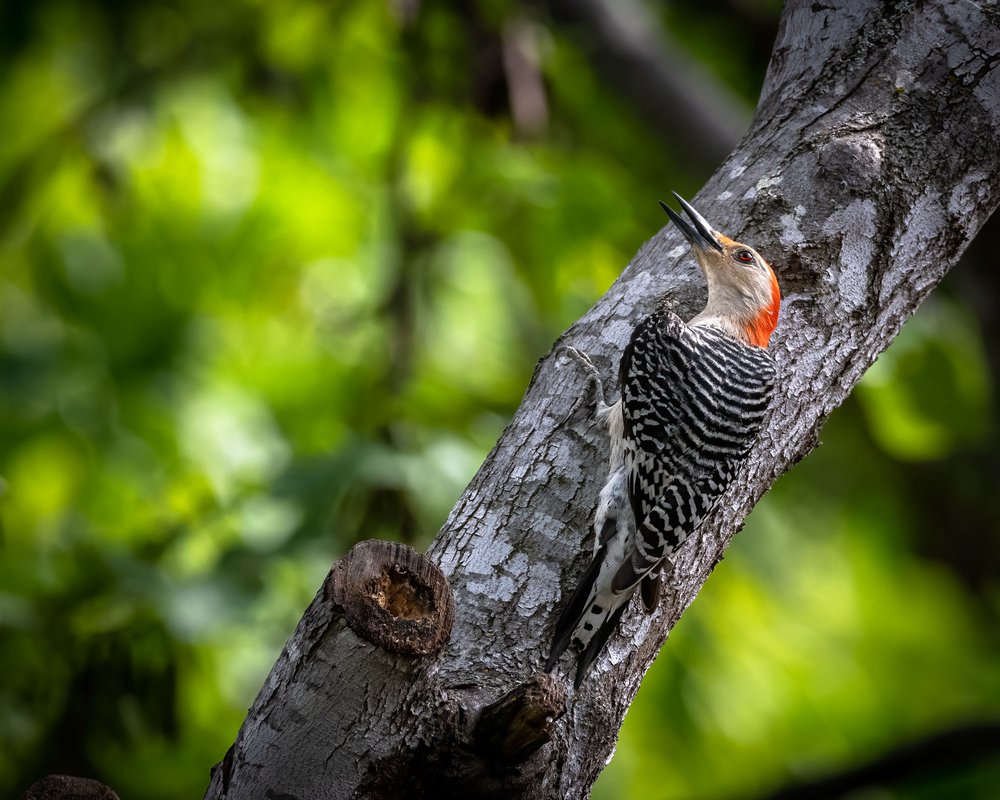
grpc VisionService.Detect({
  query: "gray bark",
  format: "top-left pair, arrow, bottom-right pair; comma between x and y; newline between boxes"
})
205,1 -> 1000,798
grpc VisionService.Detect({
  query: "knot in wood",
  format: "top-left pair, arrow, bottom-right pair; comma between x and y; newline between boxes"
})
327,539 -> 454,657
474,673 -> 568,765
818,134 -> 884,192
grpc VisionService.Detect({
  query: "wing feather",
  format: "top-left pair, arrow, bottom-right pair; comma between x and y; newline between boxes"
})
618,311 -> 775,585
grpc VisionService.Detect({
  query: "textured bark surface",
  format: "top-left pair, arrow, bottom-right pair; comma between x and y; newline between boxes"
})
205,2 -> 1000,798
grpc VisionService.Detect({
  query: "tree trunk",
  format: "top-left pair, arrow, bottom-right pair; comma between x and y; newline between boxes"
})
204,1 -> 1000,798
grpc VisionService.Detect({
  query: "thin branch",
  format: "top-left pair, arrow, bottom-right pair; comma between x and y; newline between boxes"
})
747,722 -> 1000,800
539,0 -> 752,171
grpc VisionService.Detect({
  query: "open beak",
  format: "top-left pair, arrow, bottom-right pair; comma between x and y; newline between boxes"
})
659,192 -> 724,253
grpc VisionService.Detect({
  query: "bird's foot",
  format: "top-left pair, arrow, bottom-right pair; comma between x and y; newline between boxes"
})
558,346 -> 610,415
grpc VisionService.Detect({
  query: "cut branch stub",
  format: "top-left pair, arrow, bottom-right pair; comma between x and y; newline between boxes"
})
21,775 -> 120,800
473,672 -> 568,765
327,539 -> 454,657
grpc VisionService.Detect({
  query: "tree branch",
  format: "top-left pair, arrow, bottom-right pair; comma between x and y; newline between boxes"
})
747,722 -> 1000,800
540,0 -> 751,171
206,2 -> 1000,797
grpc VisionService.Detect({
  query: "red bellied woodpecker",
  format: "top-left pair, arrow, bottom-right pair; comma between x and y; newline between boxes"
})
546,193 -> 781,688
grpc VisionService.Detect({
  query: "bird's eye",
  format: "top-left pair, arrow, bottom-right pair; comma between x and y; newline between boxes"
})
734,249 -> 755,264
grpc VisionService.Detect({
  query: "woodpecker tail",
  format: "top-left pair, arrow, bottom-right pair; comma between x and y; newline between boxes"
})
546,534 -> 643,689
572,592 -> 632,689
546,543 -> 606,673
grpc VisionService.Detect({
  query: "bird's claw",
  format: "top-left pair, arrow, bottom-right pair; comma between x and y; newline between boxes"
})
558,345 -> 609,414
559,346 -> 598,373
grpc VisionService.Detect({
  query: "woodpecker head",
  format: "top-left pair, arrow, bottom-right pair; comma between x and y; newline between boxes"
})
661,193 -> 780,349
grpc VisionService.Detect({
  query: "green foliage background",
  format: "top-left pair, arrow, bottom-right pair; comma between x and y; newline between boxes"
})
1,1 -> 998,798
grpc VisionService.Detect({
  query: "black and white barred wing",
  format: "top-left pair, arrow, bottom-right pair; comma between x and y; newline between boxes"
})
614,311 -> 775,591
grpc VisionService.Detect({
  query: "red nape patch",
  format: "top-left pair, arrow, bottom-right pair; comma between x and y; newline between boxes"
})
744,268 -> 781,348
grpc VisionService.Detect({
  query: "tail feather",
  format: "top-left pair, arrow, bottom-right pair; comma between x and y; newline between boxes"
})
548,513 -> 656,684
547,535 -> 645,686
545,542 -> 609,671
574,596 -> 632,689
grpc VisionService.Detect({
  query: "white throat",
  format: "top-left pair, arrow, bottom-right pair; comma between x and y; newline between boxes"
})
689,312 -> 748,343
689,264 -> 773,344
